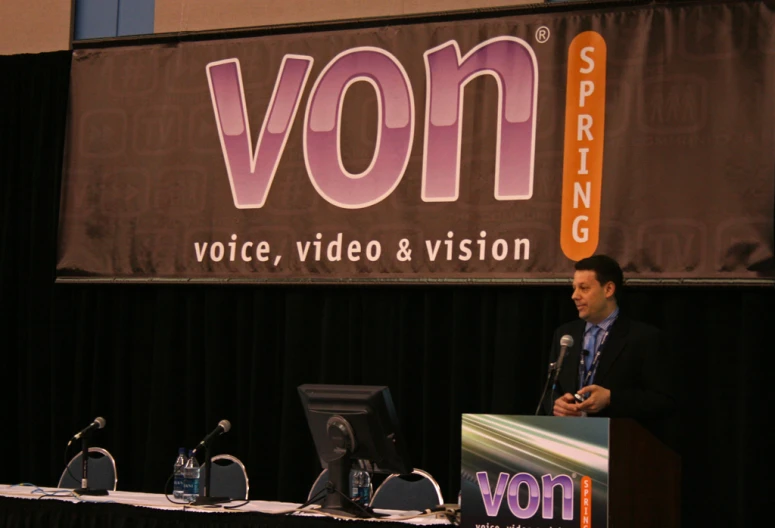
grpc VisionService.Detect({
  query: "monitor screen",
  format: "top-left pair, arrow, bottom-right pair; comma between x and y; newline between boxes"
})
298,384 -> 412,474
298,384 -> 413,517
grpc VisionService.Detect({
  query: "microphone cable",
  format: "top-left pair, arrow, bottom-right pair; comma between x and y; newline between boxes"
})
62,439 -> 81,489
534,363 -> 556,416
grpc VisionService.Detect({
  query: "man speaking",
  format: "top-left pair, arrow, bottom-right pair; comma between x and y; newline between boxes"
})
543,254 -> 677,447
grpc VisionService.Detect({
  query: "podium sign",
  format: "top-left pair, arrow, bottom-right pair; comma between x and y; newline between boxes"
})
461,415 -> 609,528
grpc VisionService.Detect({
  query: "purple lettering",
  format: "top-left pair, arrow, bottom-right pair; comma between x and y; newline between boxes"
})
207,56 -> 313,208
422,38 -> 537,202
208,38 -> 539,210
476,471 -> 510,516
304,47 -> 414,209
507,473 -> 540,519
542,473 -> 574,520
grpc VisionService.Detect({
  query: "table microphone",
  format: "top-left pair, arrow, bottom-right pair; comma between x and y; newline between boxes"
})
72,417 -> 106,441
192,419 -> 231,455
69,417 -> 108,496
191,420 -> 232,506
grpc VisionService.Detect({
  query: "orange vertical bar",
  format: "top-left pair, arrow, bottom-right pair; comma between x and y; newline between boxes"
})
560,31 -> 607,262
580,476 -> 593,528
580,475 -> 593,528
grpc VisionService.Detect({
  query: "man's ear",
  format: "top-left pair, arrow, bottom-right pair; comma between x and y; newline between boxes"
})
604,281 -> 616,299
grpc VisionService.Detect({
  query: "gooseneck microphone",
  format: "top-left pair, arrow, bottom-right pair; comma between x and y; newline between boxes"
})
192,419 -> 231,455
191,419 -> 233,506
67,417 -> 108,496
72,417 -> 106,441
535,334 -> 575,416
551,335 -> 575,392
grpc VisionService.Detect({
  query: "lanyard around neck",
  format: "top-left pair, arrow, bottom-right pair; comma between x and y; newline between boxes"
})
579,327 -> 611,388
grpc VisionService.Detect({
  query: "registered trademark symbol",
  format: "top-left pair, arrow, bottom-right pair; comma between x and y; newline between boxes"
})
536,26 -> 551,43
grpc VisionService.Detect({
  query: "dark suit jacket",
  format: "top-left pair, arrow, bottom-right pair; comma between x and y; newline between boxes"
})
543,314 -> 678,448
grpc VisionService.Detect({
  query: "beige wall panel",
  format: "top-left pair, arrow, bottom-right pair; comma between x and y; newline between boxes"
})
402,0 -> 536,15
155,0 -> 535,34
0,0 -> 71,55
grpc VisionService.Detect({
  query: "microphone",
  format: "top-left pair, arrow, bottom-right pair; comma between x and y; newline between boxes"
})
192,419 -> 231,455
551,335 -> 574,391
72,417 -> 106,440
580,349 -> 590,364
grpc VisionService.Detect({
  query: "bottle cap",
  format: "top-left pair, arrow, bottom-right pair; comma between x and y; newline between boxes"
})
179,447 -> 186,454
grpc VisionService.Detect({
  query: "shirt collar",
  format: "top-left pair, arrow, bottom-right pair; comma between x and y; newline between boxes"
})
585,306 -> 619,334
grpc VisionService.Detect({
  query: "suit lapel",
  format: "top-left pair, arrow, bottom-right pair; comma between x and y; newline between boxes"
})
593,315 -> 630,384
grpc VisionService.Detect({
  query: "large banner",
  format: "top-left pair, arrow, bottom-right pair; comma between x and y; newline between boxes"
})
58,1 -> 775,283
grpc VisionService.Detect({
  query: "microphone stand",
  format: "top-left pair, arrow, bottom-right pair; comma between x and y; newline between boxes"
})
534,362 -> 557,416
74,430 -> 108,496
191,442 -> 230,505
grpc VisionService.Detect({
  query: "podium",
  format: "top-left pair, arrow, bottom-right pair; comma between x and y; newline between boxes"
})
460,415 -> 680,528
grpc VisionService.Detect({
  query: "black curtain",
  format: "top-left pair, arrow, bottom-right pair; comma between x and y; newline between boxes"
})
2,51 -> 773,528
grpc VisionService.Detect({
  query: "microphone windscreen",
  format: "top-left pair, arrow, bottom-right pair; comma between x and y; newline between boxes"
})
218,419 -> 232,433
94,417 -> 106,429
560,335 -> 574,347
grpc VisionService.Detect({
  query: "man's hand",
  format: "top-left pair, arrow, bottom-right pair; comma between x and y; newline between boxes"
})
553,393 -> 583,417
576,385 -> 611,414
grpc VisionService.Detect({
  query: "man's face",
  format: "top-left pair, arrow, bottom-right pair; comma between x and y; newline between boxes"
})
572,270 -> 615,323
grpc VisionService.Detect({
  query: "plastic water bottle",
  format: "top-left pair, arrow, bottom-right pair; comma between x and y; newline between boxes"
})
352,470 -> 371,506
358,470 -> 371,507
173,448 -> 187,499
183,450 -> 200,502
351,471 -> 360,504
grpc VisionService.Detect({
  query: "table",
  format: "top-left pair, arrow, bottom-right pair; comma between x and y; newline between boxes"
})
0,485 -> 454,528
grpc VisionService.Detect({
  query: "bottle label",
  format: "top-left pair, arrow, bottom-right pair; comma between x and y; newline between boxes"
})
184,476 -> 200,496
359,485 -> 370,506
190,477 -> 200,496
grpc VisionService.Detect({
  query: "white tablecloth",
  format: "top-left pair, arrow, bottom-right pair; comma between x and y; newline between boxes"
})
0,485 -> 453,525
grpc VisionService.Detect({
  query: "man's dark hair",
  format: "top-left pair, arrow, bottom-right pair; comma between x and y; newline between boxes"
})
575,254 -> 624,299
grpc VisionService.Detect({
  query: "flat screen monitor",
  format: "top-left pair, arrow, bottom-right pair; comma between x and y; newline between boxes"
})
298,384 -> 413,517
